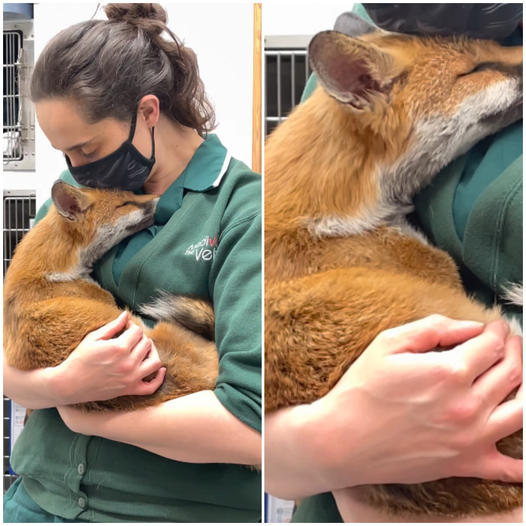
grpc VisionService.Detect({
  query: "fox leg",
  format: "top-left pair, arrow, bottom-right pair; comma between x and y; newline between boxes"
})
5,298 -> 122,370
146,321 -> 218,401
265,267 -> 500,412
309,229 -> 464,290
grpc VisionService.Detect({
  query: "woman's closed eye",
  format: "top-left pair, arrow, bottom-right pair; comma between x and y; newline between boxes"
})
80,149 -> 98,161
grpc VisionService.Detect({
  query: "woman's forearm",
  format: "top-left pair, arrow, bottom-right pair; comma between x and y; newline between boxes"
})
264,403 -> 342,499
3,356 -> 63,409
59,390 -> 261,465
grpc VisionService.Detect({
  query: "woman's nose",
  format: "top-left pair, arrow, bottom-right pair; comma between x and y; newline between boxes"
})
65,153 -> 84,168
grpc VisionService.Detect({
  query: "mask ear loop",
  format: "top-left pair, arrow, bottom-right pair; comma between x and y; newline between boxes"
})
150,126 -> 155,160
129,111 -> 155,160
128,112 -> 138,142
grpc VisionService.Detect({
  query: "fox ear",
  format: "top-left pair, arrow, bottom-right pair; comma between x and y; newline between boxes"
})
309,30 -> 395,110
334,12 -> 377,37
51,180 -> 92,221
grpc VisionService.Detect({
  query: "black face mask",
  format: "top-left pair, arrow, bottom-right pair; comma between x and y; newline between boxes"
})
65,112 -> 155,191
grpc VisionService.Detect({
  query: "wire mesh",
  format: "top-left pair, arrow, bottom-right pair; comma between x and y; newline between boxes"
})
3,31 -> 23,162
3,192 -> 36,275
3,192 -> 35,493
265,49 -> 311,136
3,398 -> 18,493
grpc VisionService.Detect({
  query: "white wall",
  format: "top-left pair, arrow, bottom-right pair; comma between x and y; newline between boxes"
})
6,1 -> 355,209
9,2 -> 254,209
264,1 -> 353,37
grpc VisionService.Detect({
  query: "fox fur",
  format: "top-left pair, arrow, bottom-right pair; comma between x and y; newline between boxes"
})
4,181 -> 218,412
265,23 -> 522,520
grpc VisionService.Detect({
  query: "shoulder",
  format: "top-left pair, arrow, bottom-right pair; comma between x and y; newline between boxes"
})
217,157 -> 261,232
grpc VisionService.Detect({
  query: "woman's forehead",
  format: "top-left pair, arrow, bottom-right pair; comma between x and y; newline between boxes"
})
35,98 -> 126,151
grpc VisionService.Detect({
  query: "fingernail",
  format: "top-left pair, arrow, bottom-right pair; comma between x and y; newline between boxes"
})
457,320 -> 484,328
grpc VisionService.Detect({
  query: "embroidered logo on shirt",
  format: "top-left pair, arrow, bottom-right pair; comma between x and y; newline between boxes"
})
185,235 -> 218,262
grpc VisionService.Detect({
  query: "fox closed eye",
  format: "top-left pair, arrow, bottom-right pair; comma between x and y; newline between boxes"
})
458,62 -> 508,78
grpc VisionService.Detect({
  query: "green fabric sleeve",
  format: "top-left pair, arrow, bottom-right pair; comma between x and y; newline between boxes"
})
292,493 -> 342,523
210,213 -> 262,433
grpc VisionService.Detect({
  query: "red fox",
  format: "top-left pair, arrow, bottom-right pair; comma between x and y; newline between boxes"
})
265,25 -> 522,521
4,180 -> 218,412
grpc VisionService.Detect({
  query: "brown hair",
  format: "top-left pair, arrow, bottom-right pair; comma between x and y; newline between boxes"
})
30,3 -> 216,135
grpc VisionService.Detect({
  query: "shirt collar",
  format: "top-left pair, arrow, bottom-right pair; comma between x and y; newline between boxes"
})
153,134 -> 230,224
182,133 -> 231,192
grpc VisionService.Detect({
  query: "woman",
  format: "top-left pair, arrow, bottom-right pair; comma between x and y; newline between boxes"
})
4,3 -> 261,522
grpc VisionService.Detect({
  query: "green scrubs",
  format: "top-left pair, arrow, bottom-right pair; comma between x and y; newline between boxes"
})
5,135 -> 262,522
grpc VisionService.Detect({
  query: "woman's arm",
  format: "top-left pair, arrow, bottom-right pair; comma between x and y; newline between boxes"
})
4,312 -> 165,409
58,390 -> 261,465
3,357 -> 65,409
265,316 -> 522,499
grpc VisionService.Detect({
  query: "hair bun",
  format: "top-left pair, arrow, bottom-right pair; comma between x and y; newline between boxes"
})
104,3 -> 167,34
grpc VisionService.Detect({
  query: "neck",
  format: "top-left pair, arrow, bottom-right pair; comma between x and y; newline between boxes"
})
12,211 -> 85,279
265,88 -> 412,236
143,116 -> 204,196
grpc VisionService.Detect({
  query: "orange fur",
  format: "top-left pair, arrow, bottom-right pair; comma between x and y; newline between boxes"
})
265,29 -> 522,519
4,185 -> 218,411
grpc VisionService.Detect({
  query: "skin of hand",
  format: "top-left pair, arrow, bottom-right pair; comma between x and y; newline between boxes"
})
57,390 -> 262,465
264,315 -> 523,499
53,311 -> 166,404
3,311 -> 166,409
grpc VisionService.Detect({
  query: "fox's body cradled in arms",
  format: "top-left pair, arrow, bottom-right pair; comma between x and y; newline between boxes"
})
265,18 -> 522,520
4,181 -> 218,412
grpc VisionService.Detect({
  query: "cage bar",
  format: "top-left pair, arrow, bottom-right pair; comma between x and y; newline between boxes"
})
3,31 -> 23,162
3,191 -> 35,493
264,46 -> 311,136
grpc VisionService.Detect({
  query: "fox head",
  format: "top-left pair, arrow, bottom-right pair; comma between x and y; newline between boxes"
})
51,180 -> 159,265
265,20 -> 522,237
308,21 -> 522,205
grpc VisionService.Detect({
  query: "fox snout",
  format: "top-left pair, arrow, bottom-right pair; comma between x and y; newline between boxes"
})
125,198 -> 159,234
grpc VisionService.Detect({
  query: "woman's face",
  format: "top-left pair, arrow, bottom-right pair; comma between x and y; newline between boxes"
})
35,98 -> 154,168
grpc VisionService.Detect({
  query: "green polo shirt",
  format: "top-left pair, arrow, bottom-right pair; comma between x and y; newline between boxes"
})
10,134 -> 262,522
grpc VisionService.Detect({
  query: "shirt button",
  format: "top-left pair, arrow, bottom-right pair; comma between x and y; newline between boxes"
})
77,463 -> 85,475
78,496 -> 87,509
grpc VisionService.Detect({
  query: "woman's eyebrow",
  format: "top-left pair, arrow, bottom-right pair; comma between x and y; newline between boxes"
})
53,139 -> 94,152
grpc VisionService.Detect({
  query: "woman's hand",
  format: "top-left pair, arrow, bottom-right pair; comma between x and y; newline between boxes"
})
53,311 -> 166,405
4,311 -> 166,409
265,315 -> 523,499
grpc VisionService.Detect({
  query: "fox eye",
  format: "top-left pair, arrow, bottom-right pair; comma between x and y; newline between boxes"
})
116,201 -> 135,209
458,62 -> 498,78
471,62 -> 498,73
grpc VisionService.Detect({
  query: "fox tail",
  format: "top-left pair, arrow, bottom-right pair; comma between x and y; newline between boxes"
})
139,291 -> 215,341
502,282 -> 523,307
